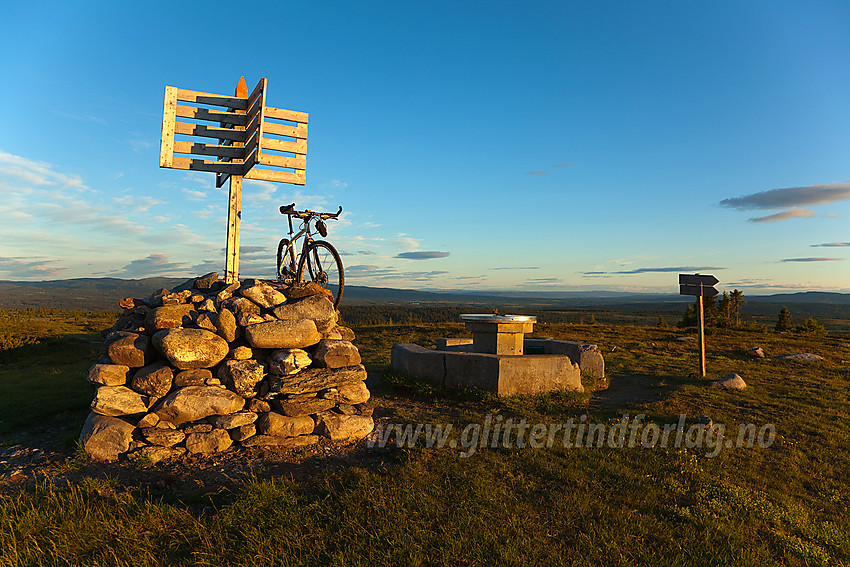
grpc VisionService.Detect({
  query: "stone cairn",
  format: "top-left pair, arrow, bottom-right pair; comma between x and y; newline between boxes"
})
79,273 -> 374,463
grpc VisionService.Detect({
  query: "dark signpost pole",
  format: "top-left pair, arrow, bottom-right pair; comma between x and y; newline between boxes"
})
679,274 -> 719,377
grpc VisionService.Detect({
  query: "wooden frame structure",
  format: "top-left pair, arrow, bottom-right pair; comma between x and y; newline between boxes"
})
159,76 -> 308,283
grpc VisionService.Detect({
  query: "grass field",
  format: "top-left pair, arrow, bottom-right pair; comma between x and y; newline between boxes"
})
0,308 -> 848,566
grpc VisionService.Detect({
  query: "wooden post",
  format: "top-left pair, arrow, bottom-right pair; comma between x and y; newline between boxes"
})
697,287 -> 706,377
224,77 -> 248,284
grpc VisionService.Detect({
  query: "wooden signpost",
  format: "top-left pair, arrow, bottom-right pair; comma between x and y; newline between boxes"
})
159,77 -> 308,284
679,274 -> 719,377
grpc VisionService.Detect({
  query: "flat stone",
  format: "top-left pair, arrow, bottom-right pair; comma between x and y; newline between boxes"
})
240,434 -> 319,448
256,413 -> 315,436
267,348 -> 312,375
774,353 -> 824,362
79,413 -> 135,462
240,282 -> 287,309
321,381 -> 370,405
268,364 -> 367,395
247,398 -> 271,413
185,429 -> 232,455
173,368 -> 212,387
136,413 -> 160,428
153,385 -> 245,426
222,296 -> 262,320
91,386 -> 149,417
195,272 -> 219,290
213,309 -> 238,342
144,304 -> 195,329
272,295 -> 337,332
105,332 -> 150,368
217,359 -> 266,398
311,339 -> 361,369
710,373 -> 747,390
87,364 -> 129,386
141,427 -> 185,447
751,347 -> 766,358
183,423 -> 213,434
336,326 -> 356,341
131,361 -> 174,397
272,397 -> 336,417
152,328 -> 229,369
230,345 -> 253,360
195,312 -> 218,332
321,414 -> 374,442
244,319 -> 322,349
210,411 -> 258,429
197,298 -> 217,312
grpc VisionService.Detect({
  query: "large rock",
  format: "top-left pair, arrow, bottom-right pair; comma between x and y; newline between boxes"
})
173,368 -> 212,387
774,353 -> 824,362
240,282 -> 287,308
256,413 -> 315,437
240,434 -> 319,448
222,296 -> 262,321
185,428 -> 232,455
131,361 -> 174,397
321,414 -> 374,442
127,446 -> 184,465
144,304 -> 195,329
268,364 -> 367,395
154,385 -> 245,426
267,348 -> 312,375
217,359 -> 266,398
78,413 -> 135,462
244,319 -> 322,349
272,295 -> 337,332
195,272 -> 219,290
91,386 -> 149,417
321,381 -> 371,405
710,373 -> 747,390
152,328 -> 229,369
272,397 -> 336,417
311,340 -> 361,368
87,364 -> 129,386
105,332 -> 150,367
284,282 -> 334,302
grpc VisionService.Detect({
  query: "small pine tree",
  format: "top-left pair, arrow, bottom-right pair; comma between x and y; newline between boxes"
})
587,314 -> 597,325
775,306 -> 791,332
718,292 -> 732,328
730,289 -> 746,327
657,315 -> 669,329
796,317 -> 826,335
679,303 -> 697,328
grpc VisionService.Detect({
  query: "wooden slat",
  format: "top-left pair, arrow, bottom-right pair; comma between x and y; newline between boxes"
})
176,88 -> 248,110
264,106 -> 308,123
171,156 -> 244,174
245,168 -> 306,185
261,137 -> 307,155
216,172 -> 231,188
172,140 -> 244,159
175,104 -> 248,126
159,86 -> 178,168
247,78 -> 265,106
263,122 -> 308,139
256,153 -> 307,170
174,121 -> 247,142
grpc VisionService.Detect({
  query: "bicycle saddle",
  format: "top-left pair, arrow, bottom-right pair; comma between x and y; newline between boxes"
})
279,203 -> 295,214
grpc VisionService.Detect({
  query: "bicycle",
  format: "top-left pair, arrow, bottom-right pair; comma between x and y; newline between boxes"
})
276,203 -> 345,308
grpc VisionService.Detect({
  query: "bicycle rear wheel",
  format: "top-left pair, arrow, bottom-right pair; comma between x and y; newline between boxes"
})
296,240 -> 344,308
277,239 -> 294,283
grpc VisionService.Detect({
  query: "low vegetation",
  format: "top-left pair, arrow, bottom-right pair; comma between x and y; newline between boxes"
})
0,308 -> 848,566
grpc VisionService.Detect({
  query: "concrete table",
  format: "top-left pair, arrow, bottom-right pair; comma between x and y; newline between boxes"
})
460,314 -> 537,355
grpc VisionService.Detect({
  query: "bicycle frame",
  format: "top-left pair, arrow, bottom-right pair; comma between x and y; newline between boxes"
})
279,215 -> 315,276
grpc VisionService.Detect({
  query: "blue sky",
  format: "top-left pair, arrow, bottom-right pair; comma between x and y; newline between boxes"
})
1,1 -> 848,294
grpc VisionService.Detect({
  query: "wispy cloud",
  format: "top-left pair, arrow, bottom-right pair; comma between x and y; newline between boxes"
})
720,182 -> 850,210
527,170 -> 547,175
0,257 -> 70,279
396,251 -> 450,260
550,163 -> 574,168
811,242 -> 850,247
115,253 -> 190,278
748,208 -> 816,223
583,266 -> 724,276
0,150 -> 88,190
780,257 -> 843,263
492,266 -> 539,270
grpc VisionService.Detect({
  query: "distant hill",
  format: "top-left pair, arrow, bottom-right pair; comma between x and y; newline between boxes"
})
0,278 -> 848,324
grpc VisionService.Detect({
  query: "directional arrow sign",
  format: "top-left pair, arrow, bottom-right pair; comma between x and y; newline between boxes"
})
680,284 -> 719,297
679,274 -> 719,286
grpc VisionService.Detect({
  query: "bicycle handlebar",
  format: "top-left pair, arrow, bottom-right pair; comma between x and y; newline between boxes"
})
279,203 -> 342,220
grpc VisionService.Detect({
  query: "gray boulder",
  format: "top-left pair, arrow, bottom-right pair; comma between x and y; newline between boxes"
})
321,381 -> 371,405
87,364 -> 129,386
144,304 -> 195,329
311,340 -> 361,369
267,348 -> 312,375
154,385 -> 245,426
256,413 -> 315,437
210,411 -> 258,429
774,353 -> 824,362
91,385 -> 149,417
185,428 -> 232,455
152,328 -> 229,369
212,309 -> 237,342
78,412 -> 135,462
269,364 -> 367,395
131,361 -> 174,397
321,414 -> 375,442
272,294 -> 338,333
240,282 -> 287,308
272,397 -> 336,417
710,373 -> 747,391
141,427 -> 185,447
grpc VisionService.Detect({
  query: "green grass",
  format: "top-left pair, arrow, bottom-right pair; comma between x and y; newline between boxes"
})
1,310 -> 849,565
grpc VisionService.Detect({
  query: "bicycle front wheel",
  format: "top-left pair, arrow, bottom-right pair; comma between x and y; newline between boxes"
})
296,240 -> 344,308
